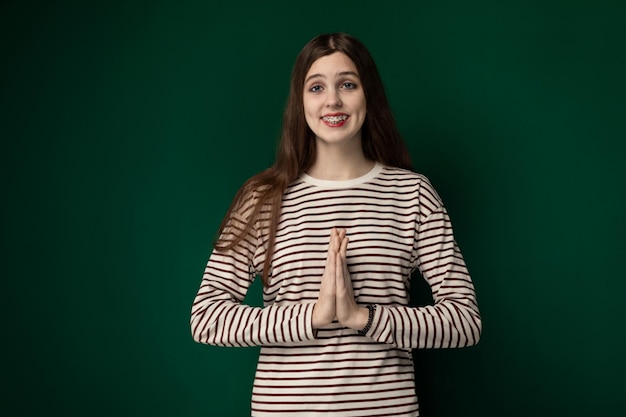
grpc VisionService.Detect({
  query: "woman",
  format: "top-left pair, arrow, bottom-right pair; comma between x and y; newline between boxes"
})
191,32 -> 481,416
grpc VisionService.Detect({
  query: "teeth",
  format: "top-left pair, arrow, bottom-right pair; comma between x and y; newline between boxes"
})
322,115 -> 348,124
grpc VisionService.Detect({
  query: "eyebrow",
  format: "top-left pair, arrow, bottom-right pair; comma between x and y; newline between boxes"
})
304,71 -> 360,84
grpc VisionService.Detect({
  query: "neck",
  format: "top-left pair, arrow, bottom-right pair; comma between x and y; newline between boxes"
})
307,138 -> 375,181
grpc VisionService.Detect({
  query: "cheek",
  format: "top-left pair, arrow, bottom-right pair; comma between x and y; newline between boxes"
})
359,95 -> 367,112
303,98 -> 315,115
303,104 -> 315,120
303,108 -> 317,129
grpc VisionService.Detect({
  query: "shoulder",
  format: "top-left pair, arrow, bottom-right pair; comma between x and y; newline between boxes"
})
377,165 -> 435,192
378,165 -> 429,183
376,165 -> 444,211
224,175 -> 276,229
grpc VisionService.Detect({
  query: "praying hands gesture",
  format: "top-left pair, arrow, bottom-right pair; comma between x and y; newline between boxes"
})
312,228 -> 369,330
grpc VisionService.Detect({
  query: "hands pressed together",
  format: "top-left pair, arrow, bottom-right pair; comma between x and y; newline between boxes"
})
312,228 -> 369,330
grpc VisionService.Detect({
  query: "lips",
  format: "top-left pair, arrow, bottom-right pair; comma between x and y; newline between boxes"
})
321,113 -> 349,127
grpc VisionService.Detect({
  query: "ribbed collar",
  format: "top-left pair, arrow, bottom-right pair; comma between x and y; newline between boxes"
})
300,162 -> 383,188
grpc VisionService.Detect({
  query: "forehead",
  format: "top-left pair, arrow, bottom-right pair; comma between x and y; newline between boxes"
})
306,52 -> 359,78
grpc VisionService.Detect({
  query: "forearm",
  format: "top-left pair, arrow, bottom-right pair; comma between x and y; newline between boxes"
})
191,245 -> 319,347
191,294 -> 318,346
361,299 -> 481,349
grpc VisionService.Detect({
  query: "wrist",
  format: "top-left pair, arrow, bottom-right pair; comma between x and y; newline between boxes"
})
357,305 -> 376,336
312,303 -> 322,329
312,302 -> 333,329
347,306 -> 369,331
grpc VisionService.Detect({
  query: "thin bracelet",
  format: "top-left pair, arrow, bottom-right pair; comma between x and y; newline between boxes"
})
358,305 -> 376,336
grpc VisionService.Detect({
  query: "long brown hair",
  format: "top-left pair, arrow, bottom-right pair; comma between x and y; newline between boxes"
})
214,32 -> 413,286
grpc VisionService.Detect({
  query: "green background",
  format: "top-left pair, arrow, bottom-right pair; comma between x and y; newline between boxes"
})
3,0 -> 625,416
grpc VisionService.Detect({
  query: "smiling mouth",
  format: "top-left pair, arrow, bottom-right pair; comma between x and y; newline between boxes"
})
321,115 -> 349,125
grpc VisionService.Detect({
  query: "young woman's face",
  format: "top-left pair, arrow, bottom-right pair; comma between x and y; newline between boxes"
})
303,52 -> 366,147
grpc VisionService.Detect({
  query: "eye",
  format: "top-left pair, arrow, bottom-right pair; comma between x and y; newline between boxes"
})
342,82 -> 357,90
308,84 -> 323,93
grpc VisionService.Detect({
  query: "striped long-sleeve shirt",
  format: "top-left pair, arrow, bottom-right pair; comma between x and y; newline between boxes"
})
191,163 -> 481,416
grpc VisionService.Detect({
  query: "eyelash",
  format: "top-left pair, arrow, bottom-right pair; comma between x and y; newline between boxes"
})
308,82 -> 357,93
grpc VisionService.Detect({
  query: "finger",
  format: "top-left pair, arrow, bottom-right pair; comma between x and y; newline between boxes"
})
338,236 -> 349,275
324,243 -> 333,269
322,251 -> 335,296
327,249 -> 337,279
339,237 -> 352,291
339,236 -> 348,258
333,229 -> 340,251
325,229 -> 338,268
335,247 -> 344,292
329,228 -> 340,252
343,247 -> 351,284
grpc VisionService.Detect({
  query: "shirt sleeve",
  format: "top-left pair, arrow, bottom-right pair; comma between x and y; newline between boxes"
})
190,210 -> 318,347
362,179 -> 482,349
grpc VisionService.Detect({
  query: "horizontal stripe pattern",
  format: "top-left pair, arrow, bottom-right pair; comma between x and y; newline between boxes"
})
191,164 -> 481,416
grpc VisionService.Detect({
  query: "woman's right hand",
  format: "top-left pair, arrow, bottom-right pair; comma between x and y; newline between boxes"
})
312,228 -> 342,329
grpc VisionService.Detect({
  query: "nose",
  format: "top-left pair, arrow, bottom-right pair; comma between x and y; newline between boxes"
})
326,88 -> 342,107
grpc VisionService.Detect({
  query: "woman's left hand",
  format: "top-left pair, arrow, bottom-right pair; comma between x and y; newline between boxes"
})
334,229 -> 369,331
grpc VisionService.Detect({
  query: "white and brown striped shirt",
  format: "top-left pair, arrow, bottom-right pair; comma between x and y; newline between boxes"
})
191,163 -> 481,416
